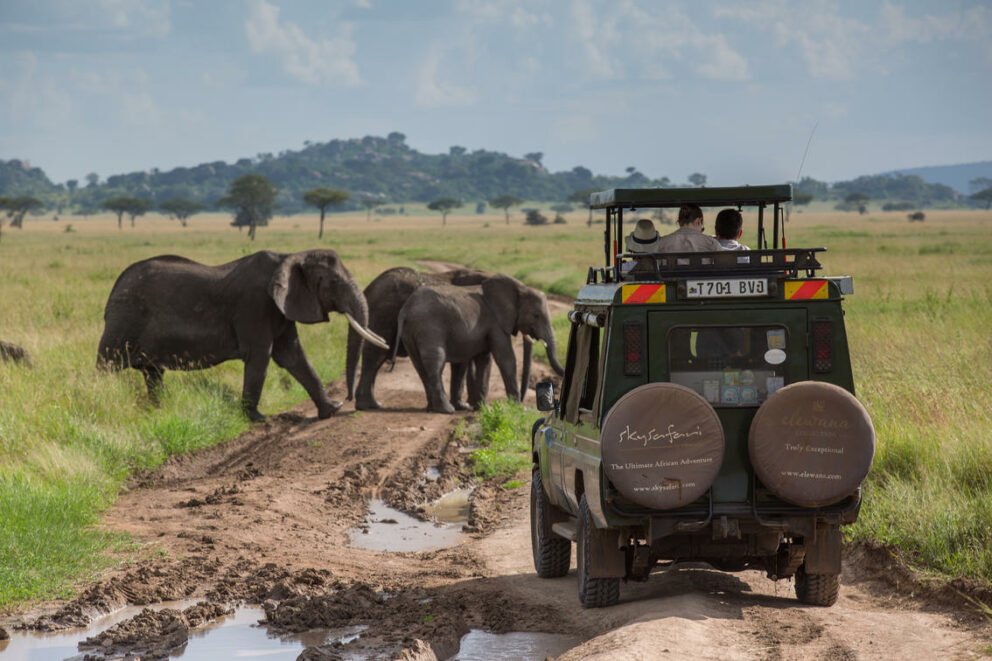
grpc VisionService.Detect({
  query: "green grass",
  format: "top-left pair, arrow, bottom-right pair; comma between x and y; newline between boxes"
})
1,207 -> 991,606
470,400 -> 536,483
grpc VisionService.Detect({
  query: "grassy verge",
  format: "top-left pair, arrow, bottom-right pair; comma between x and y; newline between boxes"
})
468,400 -> 537,487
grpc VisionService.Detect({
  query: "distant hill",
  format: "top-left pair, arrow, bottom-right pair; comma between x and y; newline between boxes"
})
1,133 -> 669,213
878,161 -> 992,195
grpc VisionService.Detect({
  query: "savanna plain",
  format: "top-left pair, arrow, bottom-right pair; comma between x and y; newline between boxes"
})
1,207 -> 991,656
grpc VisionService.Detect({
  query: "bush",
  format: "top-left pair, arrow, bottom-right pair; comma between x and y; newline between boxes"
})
523,209 -> 548,226
553,214 -> 567,224
908,211 -> 926,222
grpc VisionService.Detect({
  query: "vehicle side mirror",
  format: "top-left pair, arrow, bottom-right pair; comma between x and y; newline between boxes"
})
536,379 -> 556,412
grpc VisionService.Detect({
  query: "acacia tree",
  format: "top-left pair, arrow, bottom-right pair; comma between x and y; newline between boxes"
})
427,197 -> 462,226
489,194 -> 523,225
360,196 -> 385,221
159,198 -> 207,227
971,187 -> 992,210
3,195 -> 43,229
218,174 -> 277,241
102,196 -> 147,229
303,188 -> 349,238
844,192 -> 870,214
688,172 -> 707,187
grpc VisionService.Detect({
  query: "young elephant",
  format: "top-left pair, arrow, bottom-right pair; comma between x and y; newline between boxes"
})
97,249 -> 388,422
346,266 -> 490,410
393,275 -> 564,414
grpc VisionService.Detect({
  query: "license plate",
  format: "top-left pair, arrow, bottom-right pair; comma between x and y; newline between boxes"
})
686,278 -> 767,298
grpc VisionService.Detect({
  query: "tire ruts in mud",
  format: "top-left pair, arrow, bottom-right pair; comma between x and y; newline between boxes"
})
601,383 -> 724,510
749,381 -> 874,508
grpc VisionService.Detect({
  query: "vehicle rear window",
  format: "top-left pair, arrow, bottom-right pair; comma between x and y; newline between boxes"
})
667,325 -> 789,407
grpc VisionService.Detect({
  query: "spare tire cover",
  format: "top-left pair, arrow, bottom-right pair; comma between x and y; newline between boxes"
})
602,383 -> 724,510
749,381 -> 875,508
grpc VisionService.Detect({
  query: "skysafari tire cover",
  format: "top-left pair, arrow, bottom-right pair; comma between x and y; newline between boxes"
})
601,383 -> 724,510
749,381 -> 875,507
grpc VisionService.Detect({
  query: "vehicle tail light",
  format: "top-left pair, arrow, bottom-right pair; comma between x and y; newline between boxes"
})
624,320 -> 644,376
812,318 -> 832,373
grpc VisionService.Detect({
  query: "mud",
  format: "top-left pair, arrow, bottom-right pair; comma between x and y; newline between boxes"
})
3,262 -> 990,659
78,606 -> 189,660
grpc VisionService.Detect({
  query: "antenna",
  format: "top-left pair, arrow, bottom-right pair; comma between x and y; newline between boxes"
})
794,121 -> 818,186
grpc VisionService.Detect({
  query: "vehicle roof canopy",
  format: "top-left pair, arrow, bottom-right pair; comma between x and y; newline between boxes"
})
590,184 -> 792,210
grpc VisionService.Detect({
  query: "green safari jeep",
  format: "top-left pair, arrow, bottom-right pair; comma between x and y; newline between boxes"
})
530,185 -> 875,608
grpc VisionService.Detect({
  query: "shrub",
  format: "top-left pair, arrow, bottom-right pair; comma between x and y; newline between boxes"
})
523,209 -> 548,226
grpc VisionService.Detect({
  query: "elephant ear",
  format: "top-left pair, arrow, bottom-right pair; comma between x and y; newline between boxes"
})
482,275 -> 521,336
268,254 -> 327,324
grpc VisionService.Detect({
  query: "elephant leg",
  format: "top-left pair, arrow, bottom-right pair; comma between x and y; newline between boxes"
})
273,329 -> 341,419
141,365 -> 164,406
408,338 -> 454,414
489,332 -> 520,402
467,354 -> 492,410
450,362 -> 471,411
241,344 -> 272,423
355,345 -> 389,410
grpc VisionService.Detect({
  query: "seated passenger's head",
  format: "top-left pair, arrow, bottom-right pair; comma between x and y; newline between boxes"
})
625,218 -> 660,253
677,204 -> 704,227
715,208 -> 744,240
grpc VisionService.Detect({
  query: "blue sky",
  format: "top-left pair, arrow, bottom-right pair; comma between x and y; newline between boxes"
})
1,0 -> 990,186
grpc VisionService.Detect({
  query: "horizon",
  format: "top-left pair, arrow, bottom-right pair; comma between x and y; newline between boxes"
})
2,1 -> 991,186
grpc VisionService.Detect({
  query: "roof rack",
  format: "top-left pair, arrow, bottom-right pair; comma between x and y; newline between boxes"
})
586,248 -> 825,284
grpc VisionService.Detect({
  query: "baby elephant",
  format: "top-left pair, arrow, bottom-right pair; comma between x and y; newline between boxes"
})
97,249 -> 388,422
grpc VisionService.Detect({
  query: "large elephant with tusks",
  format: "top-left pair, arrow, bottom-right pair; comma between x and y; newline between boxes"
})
97,249 -> 388,422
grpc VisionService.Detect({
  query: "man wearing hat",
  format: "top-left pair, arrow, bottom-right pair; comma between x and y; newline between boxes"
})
622,218 -> 662,276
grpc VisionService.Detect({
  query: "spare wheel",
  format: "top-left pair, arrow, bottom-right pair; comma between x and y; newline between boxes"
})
749,381 -> 874,508
602,383 -> 724,510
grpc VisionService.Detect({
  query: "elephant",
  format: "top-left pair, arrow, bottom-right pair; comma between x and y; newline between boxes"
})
345,266 -> 493,411
392,274 -> 565,414
97,249 -> 388,422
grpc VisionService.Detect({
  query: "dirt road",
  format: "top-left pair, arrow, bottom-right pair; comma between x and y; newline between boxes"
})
3,270 -> 990,658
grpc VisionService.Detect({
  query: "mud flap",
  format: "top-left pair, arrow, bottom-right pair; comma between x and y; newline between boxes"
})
804,523 -> 842,575
589,529 -> 627,578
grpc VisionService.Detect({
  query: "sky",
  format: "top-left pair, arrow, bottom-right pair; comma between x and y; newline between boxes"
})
1,0 -> 990,186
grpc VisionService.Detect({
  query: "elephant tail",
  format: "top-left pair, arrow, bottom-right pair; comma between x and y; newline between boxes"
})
344,325 -> 361,400
389,310 -> 405,372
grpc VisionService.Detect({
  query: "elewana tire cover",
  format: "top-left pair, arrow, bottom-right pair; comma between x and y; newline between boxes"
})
749,381 -> 875,508
602,383 -> 724,510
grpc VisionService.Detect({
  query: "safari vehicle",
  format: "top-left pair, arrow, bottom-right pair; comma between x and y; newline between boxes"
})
530,185 -> 875,608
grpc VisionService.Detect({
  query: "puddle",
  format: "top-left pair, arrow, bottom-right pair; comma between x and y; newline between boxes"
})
424,487 -> 473,524
348,499 -> 464,552
424,466 -> 441,482
451,629 -> 582,660
0,606 -> 363,661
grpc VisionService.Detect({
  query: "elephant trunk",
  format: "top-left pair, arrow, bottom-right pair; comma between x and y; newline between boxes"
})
345,325 -> 361,400
543,329 -> 565,377
519,336 -> 532,403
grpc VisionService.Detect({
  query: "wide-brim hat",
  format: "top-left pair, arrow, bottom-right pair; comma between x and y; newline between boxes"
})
625,219 -> 660,253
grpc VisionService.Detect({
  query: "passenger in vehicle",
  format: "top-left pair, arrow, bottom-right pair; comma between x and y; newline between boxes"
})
656,204 -> 723,252
622,218 -> 661,277
714,208 -> 750,250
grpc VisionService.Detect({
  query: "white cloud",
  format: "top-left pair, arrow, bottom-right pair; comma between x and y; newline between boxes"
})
245,0 -> 360,86
568,1 -> 749,82
414,44 -> 477,108
7,52 -> 74,131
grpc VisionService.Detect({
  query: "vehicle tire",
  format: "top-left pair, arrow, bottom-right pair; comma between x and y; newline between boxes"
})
794,564 -> 839,606
531,469 -> 571,578
577,494 -> 620,608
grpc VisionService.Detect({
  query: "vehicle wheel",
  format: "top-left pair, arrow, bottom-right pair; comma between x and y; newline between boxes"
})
794,564 -> 839,606
577,494 -> 620,608
531,469 -> 571,578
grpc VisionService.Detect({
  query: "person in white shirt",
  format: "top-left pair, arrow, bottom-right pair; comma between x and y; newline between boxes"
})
714,208 -> 750,251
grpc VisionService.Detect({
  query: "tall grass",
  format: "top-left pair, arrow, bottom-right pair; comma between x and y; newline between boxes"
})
1,208 -> 990,606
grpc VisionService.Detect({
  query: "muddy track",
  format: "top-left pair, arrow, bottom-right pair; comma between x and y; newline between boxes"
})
2,272 -> 991,659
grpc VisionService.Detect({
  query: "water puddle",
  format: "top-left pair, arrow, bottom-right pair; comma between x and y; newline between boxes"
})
451,629 -> 581,660
0,605 -> 364,661
424,465 -> 441,482
348,498 -> 465,552
424,487 -> 473,524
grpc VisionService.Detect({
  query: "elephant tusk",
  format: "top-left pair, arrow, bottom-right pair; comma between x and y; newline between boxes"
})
344,313 -> 390,351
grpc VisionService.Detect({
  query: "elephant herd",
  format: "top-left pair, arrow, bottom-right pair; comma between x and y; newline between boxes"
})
95,249 -> 564,421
